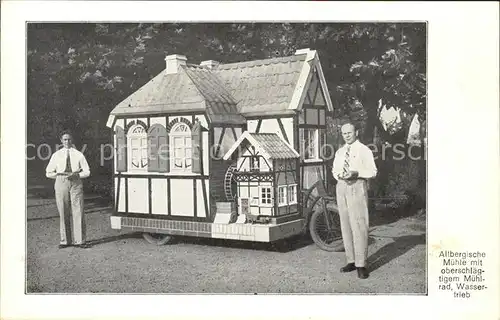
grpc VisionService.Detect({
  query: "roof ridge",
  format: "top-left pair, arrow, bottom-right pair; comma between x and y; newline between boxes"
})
251,132 -> 277,135
182,65 -> 237,104
186,63 -> 206,69
215,54 -> 306,70
179,66 -> 207,104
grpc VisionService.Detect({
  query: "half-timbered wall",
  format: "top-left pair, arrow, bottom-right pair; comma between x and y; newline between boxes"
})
237,181 -> 273,216
235,157 -> 297,218
112,113 -> 211,222
297,65 -> 331,190
236,146 -> 272,172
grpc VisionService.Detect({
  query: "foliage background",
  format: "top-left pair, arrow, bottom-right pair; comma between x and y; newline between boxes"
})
27,23 -> 426,207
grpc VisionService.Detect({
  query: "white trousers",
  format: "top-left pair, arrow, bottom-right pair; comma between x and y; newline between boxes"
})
336,179 -> 369,267
55,176 -> 86,245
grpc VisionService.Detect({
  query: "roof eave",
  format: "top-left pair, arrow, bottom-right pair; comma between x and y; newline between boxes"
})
109,102 -> 206,117
288,50 -> 316,111
240,109 -> 297,118
287,50 -> 334,112
223,131 -> 272,161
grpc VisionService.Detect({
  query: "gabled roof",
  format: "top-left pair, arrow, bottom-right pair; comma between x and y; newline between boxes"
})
110,69 -> 203,116
223,131 -> 299,161
214,54 -> 307,116
107,48 -> 333,127
109,65 -> 246,125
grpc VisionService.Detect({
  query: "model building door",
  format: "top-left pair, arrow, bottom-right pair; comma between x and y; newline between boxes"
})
240,198 -> 249,215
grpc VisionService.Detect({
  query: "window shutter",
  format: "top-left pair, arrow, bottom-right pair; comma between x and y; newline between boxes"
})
147,125 -> 159,172
191,121 -> 202,174
148,124 -> 169,172
158,133 -> 169,172
299,128 -> 305,160
115,126 -> 127,172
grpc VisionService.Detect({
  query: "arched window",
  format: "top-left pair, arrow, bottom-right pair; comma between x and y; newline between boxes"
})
170,122 -> 192,172
128,124 -> 148,171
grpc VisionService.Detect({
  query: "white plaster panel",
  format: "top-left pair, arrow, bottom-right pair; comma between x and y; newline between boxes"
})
170,179 -> 194,216
128,178 -> 149,213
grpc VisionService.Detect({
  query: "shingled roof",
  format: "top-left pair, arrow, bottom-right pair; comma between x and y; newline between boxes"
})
223,131 -> 299,160
183,65 -> 246,124
110,69 -> 203,116
110,65 -> 246,124
213,54 -> 307,116
108,49 -> 331,126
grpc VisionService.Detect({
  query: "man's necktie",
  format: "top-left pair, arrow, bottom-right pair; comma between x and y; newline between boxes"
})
342,145 -> 351,176
64,150 -> 72,173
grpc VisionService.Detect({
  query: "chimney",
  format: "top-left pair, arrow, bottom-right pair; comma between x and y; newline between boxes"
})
165,54 -> 187,74
200,60 -> 220,70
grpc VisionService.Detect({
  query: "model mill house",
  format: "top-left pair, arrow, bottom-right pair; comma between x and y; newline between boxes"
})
106,48 -> 334,242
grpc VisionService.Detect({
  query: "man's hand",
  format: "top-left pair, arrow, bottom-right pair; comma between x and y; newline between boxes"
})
67,172 -> 80,181
343,171 -> 359,180
349,171 -> 359,179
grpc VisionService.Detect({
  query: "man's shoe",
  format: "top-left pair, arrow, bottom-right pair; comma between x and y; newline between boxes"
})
58,244 -> 70,249
340,263 -> 356,273
357,267 -> 369,279
74,243 -> 92,249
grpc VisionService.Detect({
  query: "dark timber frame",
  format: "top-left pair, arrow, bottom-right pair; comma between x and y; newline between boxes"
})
233,142 -> 298,217
112,113 -> 214,222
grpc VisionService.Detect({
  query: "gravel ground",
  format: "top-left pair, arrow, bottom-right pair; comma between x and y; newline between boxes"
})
26,180 -> 426,294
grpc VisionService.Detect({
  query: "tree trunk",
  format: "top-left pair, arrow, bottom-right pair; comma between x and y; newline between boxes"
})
361,94 -> 392,145
361,96 -> 379,144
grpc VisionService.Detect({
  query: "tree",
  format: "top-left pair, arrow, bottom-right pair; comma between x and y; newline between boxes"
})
333,23 -> 426,144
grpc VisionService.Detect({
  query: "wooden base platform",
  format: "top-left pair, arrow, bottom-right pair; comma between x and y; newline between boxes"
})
110,215 -> 305,242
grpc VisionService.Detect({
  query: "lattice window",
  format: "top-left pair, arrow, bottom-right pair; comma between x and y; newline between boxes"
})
260,186 -> 273,206
128,125 -> 148,171
170,122 -> 192,172
278,186 -> 287,206
301,128 -> 319,160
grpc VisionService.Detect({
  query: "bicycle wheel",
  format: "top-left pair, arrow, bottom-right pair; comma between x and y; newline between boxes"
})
301,193 -> 320,236
142,233 -> 173,246
309,207 -> 344,252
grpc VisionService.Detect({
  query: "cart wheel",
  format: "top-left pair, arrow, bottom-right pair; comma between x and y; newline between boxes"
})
309,207 -> 344,252
301,193 -> 320,236
142,233 -> 173,246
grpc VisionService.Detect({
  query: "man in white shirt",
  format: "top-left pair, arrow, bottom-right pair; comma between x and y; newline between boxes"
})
46,130 -> 91,249
332,123 -> 377,279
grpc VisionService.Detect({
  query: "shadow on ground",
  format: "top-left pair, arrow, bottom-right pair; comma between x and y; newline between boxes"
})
367,233 -> 426,272
168,234 -> 315,253
86,232 -> 143,246
75,231 -> 316,253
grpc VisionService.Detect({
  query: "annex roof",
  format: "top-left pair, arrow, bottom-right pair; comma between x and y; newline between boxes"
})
223,131 -> 299,161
